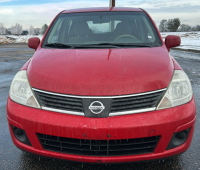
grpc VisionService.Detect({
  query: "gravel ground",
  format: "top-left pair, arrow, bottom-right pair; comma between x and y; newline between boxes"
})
0,44 -> 199,170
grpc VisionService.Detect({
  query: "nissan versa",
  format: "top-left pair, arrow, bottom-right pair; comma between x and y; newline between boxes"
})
7,7 -> 196,163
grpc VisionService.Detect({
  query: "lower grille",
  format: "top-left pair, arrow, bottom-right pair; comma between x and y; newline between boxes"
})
37,133 -> 160,156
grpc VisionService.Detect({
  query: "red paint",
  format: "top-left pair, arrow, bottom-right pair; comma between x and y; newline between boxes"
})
7,97 -> 196,163
171,56 -> 182,70
20,57 -> 32,71
165,35 -> 181,51
7,7 -> 196,163
28,37 -> 40,51
27,47 -> 173,96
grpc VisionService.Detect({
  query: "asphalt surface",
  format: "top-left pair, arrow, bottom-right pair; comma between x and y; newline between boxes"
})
0,44 -> 199,170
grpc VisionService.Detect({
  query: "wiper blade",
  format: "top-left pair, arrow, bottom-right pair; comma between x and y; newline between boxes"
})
110,43 -> 153,47
45,43 -> 74,48
74,43 -> 152,48
45,43 -> 153,49
45,43 -> 119,49
74,43 -> 120,48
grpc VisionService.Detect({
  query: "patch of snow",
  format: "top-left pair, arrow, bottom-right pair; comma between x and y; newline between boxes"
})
161,32 -> 200,51
0,35 -> 43,44
0,36 -> 13,44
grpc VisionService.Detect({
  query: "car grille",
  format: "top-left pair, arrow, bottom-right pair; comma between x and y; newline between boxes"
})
33,88 -> 165,116
110,90 -> 165,114
37,133 -> 160,156
34,90 -> 83,112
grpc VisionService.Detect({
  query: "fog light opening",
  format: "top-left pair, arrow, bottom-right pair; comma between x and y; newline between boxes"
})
167,128 -> 190,150
173,130 -> 189,146
14,128 -> 26,142
11,126 -> 32,146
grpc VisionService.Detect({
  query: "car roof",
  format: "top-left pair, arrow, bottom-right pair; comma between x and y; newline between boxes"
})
62,7 -> 143,14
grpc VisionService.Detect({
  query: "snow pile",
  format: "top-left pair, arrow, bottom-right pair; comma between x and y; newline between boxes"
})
0,36 -> 15,44
0,35 -> 43,44
161,32 -> 200,51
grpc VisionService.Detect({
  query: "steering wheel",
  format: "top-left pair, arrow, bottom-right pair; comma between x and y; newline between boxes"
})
114,34 -> 136,42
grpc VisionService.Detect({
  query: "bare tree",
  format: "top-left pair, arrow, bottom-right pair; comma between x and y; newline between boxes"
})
10,23 -> 23,35
196,25 -> 200,31
40,24 -> 48,35
159,19 -> 167,32
34,28 -> 41,35
29,26 -> 35,35
191,27 -> 196,31
164,18 -> 181,32
0,23 -> 6,35
178,24 -> 191,32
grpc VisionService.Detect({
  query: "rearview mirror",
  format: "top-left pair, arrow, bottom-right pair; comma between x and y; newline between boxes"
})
165,35 -> 181,51
28,37 -> 40,51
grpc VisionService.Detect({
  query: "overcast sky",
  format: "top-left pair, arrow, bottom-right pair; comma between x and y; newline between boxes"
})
0,0 -> 200,29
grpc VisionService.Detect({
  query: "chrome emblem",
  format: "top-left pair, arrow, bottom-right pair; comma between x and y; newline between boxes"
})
89,101 -> 105,114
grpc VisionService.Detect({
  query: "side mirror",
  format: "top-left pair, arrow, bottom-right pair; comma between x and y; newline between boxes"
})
28,37 -> 40,51
165,35 -> 181,51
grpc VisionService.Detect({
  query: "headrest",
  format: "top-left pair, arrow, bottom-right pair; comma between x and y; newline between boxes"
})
73,22 -> 91,37
114,22 -> 132,36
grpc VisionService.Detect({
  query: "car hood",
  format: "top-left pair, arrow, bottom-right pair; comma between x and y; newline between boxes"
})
27,47 -> 174,96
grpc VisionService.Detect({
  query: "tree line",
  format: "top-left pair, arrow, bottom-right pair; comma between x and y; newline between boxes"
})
1,19 -> 200,35
159,18 -> 200,32
0,23 -> 48,35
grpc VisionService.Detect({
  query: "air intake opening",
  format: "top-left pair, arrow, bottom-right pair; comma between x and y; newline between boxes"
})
37,133 -> 160,156
167,128 -> 190,150
12,126 -> 32,146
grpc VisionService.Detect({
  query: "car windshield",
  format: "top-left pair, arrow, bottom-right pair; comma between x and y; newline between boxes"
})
42,11 -> 162,48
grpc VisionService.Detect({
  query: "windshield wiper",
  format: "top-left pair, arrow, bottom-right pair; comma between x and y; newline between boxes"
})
118,43 -> 153,47
73,43 -> 120,48
102,43 -> 153,47
45,43 -> 74,48
44,43 -> 153,49
73,43 -> 153,48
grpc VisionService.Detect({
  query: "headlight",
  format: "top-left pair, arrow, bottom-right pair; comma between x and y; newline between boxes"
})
157,70 -> 192,110
10,70 -> 40,108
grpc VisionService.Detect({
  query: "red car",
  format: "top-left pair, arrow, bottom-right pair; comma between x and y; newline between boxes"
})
7,7 -> 196,163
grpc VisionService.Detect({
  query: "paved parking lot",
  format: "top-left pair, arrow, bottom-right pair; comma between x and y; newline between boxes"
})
0,44 -> 199,170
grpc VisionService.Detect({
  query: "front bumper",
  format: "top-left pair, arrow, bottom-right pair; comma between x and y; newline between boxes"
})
7,96 -> 196,163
